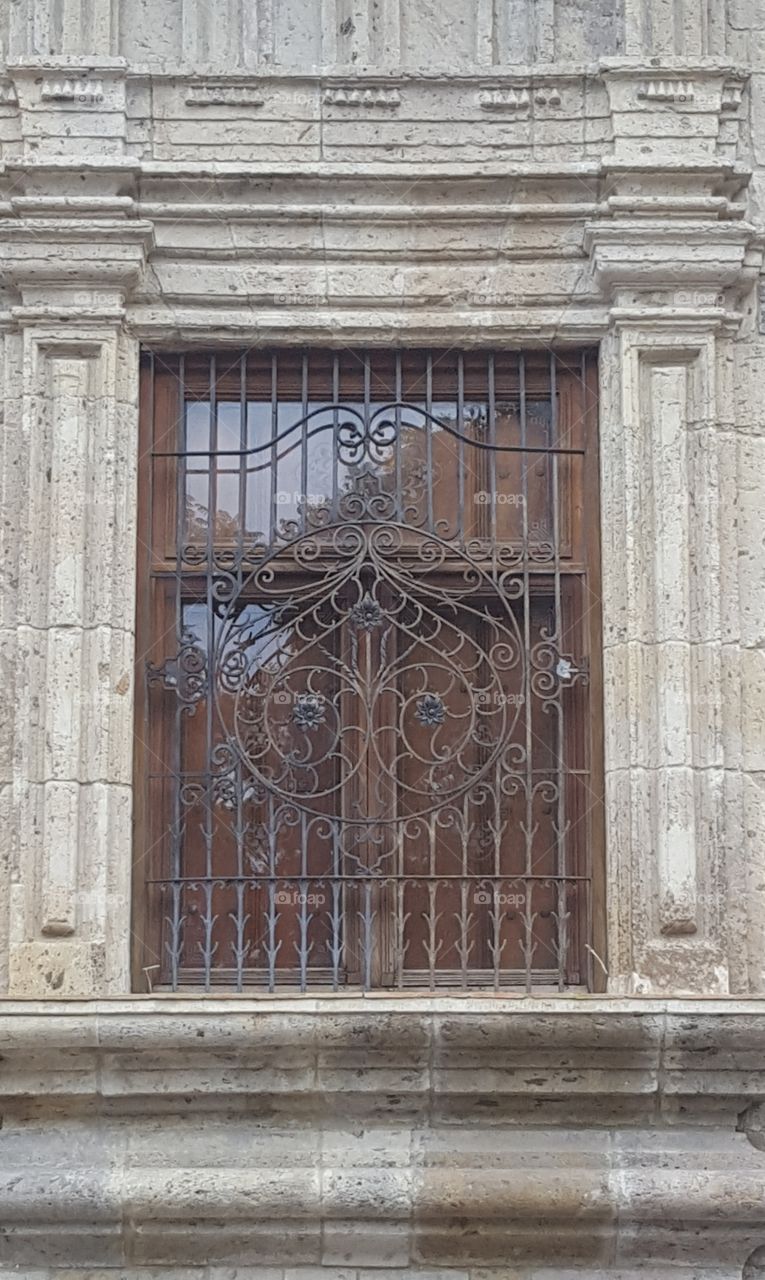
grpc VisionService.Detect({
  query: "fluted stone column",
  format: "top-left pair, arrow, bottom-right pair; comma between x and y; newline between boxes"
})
8,0 -> 117,59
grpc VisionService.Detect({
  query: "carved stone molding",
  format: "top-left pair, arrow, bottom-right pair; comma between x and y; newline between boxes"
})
477,85 -> 562,111
636,77 -> 695,102
722,77 -> 746,111
601,62 -> 749,167
7,58 -> 128,159
322,85 -> 401,108
585,220 -> 761,305
3,328 -> 138,997
40,77 -> 104,104
185,84 -> 265,107
0,219 -> 153,295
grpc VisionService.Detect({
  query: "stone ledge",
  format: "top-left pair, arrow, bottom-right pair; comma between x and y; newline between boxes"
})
0,1272 -> 751,1280
1,998 -> 765,1121
0,1111 -> 764,1268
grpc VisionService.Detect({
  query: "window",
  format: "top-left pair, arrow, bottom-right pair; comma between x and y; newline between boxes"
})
134,349 -> 604,991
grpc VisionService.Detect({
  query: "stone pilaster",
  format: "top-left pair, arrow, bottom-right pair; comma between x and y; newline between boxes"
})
586,213 -> 762,993
582,58 -> 763,994
0,219 -> 151,997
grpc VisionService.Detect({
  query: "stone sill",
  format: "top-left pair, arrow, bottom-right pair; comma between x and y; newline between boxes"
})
3,992 -> 765,1013
2,997 -> 765,1268
2,996 -> 765,1123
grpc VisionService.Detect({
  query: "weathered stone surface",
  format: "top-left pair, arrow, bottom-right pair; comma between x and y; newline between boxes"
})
0,0 -> 764,1273
0,1002 -> 763,1271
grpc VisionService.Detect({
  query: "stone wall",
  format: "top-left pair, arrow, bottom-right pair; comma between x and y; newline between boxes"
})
2,997 -> 765,1274
0,37 -> 761,998
0,0 -> 764,1273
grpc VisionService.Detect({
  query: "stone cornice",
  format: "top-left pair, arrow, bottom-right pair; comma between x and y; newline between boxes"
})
0,58 -> 742,84
127,305 -> 610,346
585,219 -> 764,314
599,57 -> 748,78
7,56 -> 128,72
0,217 -> 154,293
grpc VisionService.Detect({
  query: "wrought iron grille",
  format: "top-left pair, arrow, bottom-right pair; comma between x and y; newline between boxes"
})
135,349 -> 603,991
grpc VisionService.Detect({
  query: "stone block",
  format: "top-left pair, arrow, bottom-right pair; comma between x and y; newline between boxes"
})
321,1222 -> 410,1267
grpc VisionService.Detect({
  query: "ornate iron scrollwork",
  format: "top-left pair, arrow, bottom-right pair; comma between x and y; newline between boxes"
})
143,349 -> 598,992
147,630 -> 207,712
211,505 -> 524,829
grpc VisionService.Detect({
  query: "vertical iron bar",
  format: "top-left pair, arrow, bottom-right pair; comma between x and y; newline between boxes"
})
238,352 -> 247,562
233,881 -> 246,992
171,355 -> 187,989
235,354 -> 248,983
301,351 -> 309,534
363,350 -> 371,426
395,350 -> 402,521
520,354 -> 533,893
169,882 -> 182,990
395,878 -> 405,989
204,355 -> 217,973
460,878 -> 468,990
331,877 -> 343,991
492,881 -> 501,991
201,878 -> 214,992
299,810 -> 308,989
425,353 -> 434,533
332,818 -> 343,986
298,874 -> 309,993
524,878 -> 534,995
488,352 -> 497,549
582,349 -> 594,991
427,880 -> 437,990
362,880 -> 373,991
332,352 -> 340,515
457,353 -> 465,543
267,793 -> 277,991
270,353 -> 278,547
550,351 -> 567,991
266,877 -> 277,993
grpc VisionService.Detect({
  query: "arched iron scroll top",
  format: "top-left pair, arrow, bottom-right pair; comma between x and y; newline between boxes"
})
154,400 -> 584,461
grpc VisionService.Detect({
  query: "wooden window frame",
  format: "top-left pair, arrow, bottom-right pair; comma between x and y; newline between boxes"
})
132,348 -> 605,993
